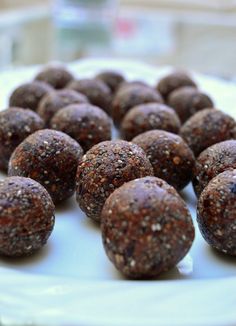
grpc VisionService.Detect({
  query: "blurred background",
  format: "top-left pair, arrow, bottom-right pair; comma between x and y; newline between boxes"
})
0,0 -> 236,80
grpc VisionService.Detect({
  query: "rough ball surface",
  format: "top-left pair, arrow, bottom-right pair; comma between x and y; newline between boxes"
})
67,78 -> 112,115
157,71 -> 197,100
37,89 -> 88,126
51,103 -> 112,152
180,109 -> 236,157
101,176 -> 195,279
9,81 -> 53,111
8,129 -> 83,203
193,140 -> 236,197
95,71 -> 125,93
197,170 -> 236,255
167,86 -> 214,123
132,130 -> 195,191
35,66 -> 74,89
76,140 -> 154,222
0,108 -> 44,171
121,103 -> 181,141
0,176 -> 55,257
112,85 -> 163,127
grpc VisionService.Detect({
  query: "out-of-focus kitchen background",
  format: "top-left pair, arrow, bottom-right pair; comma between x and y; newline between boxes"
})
0,0 -> 236,80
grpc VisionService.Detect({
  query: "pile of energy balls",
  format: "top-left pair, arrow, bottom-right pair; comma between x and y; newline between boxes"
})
0,65 -> 236,279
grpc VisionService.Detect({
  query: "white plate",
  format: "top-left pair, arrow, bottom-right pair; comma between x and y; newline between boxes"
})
0,59 -> 236,326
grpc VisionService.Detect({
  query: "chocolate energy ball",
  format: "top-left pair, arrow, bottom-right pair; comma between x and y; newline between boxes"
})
101,176 -> 195,279
37,89 -> 88,126
67,78 -> 112,115
35,66 -> 74,89
0,107 -> 44,171
9,81 -> 53,111
197,170 -> 236,255
167,86 -> 214,123
76,140 -> 154,222
8,129 -> 83,203
0,176 -> 55,257
112,84 -> 163,127
51,104 -> 112,152
132,130 -> 195,191
95,71 -> 125,93
180,109 -> 236,157
193,140 -> 236,197
157,71 -> 197,101
121,103 -> 181,141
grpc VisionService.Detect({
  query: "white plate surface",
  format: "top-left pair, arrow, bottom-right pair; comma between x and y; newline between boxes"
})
0,58 -> 236,326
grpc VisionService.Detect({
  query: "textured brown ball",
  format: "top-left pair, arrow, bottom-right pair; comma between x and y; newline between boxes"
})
76,140 -> 154,222
180,109 -> 236,157
35,66 -> 74,89
167,86 -> 214,123
121,103 -> 181,141
197,170 -> 236,255
8,129 -> 83,203
112,85 -> 163,127
0,176 -> 55,257
193,140 -> 236,197
37,89 -> 88,126
0,108 -> 44,171
132,130 -> 195,191
9,81 -> 53,111
67,78 -> 112,115
157,71 -> 197,100
101,176 -> 195,279
51,104 -> 112,152
95,71 -> 125,93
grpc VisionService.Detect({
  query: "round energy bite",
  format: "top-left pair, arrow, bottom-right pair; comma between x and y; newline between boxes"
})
197,170 -> 236,255
9,81 -> 53,111
112,84 -> 163,127
132,130 -> 195,191
67,78 -> 112,115
37,89 -> 88,126
8,129 -> 83,203
35,66 -> 74,89
76,140 -> 154,222
193,140 -> 236,197
101,176 -> 195,279
95,71 -> 125,93
167,86 -> 214,123
157,71 -> 197,101
51,103 -> 112,152
121,103 -> 181,141
0,108 -> 44,171
180,109 -> 236,157
0,176 -> 55,257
